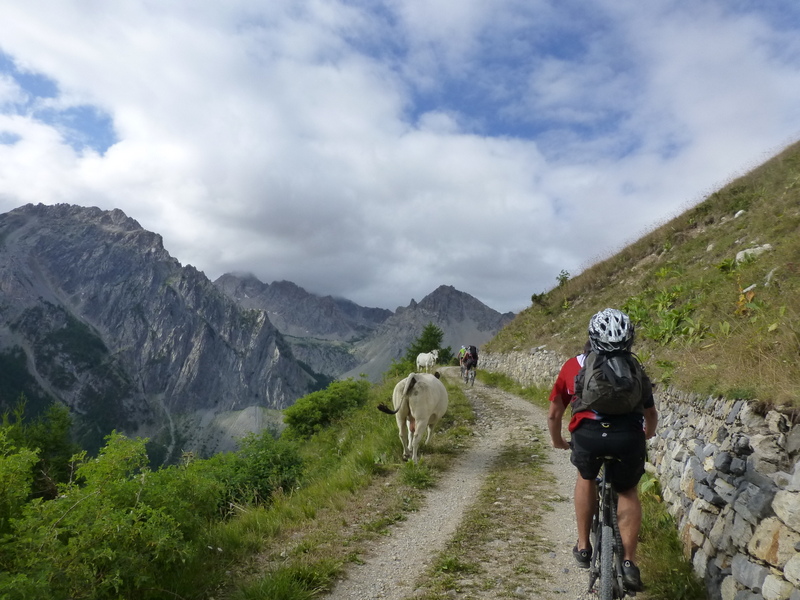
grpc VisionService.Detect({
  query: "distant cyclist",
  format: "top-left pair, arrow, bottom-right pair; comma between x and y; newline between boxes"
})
463,345 -> 478,375
458,345 -> 468,374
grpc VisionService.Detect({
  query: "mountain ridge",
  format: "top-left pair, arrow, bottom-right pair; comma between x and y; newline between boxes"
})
0,203 -> 514,460
0,203 -> 316,459
214,275 -> 514,381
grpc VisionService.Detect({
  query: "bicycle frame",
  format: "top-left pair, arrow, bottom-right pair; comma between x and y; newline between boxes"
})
464,365 -> 475,386
587,457 -> 629,599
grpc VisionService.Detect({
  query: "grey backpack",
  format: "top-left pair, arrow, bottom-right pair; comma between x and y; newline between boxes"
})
572,351 -> 644,415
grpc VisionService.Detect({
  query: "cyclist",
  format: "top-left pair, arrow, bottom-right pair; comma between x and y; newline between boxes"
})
458,345 -> 468,375
547,309 -> 657,592
463,345 -> 478,377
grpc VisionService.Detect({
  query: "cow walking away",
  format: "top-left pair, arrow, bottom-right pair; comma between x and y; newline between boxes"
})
415,349 -> 439,372
377,372 -> 449,462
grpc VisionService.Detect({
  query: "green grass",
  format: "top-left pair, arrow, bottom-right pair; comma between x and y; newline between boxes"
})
638,475 -> 706,600
478,370 -> 550,408
486,139 -> 800,407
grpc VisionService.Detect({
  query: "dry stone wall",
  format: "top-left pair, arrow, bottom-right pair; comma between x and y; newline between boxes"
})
482,351 -> 800,600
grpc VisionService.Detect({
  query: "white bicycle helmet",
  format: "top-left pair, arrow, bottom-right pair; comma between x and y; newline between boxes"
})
588,308 -> 634,352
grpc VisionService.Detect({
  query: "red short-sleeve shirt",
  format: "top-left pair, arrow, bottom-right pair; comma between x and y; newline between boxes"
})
548,354 -> 599,433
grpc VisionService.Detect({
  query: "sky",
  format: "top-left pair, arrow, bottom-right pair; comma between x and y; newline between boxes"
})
1,1 -> 800,314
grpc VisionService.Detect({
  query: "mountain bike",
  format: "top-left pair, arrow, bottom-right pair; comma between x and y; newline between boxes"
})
464,365 -> 475,386
587,457 -> 631,599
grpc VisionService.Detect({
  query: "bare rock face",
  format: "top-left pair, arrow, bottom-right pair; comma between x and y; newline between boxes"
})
0,204 -> 316,459
214,275 -> 392,341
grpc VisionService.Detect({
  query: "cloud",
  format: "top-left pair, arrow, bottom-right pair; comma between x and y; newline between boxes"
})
0,0 -> 799,313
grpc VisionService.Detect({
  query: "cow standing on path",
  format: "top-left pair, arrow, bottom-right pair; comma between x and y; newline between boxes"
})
416,349 -> 439,372
378,372 -> 449,462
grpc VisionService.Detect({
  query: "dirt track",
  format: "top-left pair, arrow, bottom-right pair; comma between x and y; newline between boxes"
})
324,367 -> 597,599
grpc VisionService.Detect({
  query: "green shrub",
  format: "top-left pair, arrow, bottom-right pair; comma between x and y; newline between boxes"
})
283,379 -> 370,438
227,431 -> 304,505
0,432 -> 251,600
0,430 -> 38,536
2,400 -> 80,500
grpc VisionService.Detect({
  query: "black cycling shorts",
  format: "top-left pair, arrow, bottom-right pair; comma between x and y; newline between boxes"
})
464,358 -> 477,370
570,417 -> 647,492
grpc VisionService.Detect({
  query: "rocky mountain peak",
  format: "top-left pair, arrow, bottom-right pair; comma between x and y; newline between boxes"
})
0,204 -> 316,461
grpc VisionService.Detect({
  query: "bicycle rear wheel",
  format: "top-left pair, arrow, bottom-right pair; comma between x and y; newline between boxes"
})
599,524 -> 614,600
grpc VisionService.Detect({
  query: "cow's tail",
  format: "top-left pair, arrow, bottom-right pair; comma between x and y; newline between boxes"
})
377,373 -> 417,415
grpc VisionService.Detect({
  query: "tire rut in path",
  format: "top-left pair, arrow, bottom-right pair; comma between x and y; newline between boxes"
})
324,369 -> 593,600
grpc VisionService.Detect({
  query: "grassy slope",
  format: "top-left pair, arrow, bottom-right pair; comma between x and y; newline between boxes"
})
487,139 -> 800,407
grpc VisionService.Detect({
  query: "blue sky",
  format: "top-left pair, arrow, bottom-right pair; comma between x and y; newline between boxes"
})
1,0 -> 800,314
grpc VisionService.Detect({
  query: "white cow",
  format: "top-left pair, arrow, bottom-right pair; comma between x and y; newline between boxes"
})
377,372 -> 449,462
415,349 -> 439,372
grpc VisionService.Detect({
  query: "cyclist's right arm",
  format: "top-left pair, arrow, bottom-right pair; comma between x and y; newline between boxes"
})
548,399 -> 571,450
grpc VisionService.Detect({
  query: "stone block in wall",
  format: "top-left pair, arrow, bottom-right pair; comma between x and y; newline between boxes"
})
714,425 -> 731,445
792,464 -> 800,492
735,482 -> 777,525
773,490 -> 800,534
672,443 -> 689,462
663,485 -> 678,506
771,471 -> 793,489
682,427 -> 699,442
750,434 -> 791,474
740,403 -> 767,429
697,481 -> 727,507
692,439 -> 706,458
732,511 -> 755,550
668,470 -> 683,493
746,465 -> 782,491
709,507 -> 735,552
762,574 -> 795,600
682,456 -> 708,499
715,477 -> 737,505
721,575 -> 739,600
785,425 -> 800,456
726,400 -> 745,425
732,457 -> 748,476
734,434 -> 754,457
747,516 -> 800,568
690,497 -> 722,531
766,411 -> 790,435
734,592 -> 765,600
784,552 -> 800,586
694,546 -> 710,578
732,553 -> 770,592
716,452 -> 735,473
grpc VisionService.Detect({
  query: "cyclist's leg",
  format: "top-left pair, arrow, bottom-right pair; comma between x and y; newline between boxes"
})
575,476 -> 597,552
570,423 -> 604,553
616,487 -> 642,562
606,426 -> 646,563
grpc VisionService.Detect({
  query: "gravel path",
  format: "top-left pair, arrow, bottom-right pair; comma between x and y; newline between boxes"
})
324,368 -> 596,600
